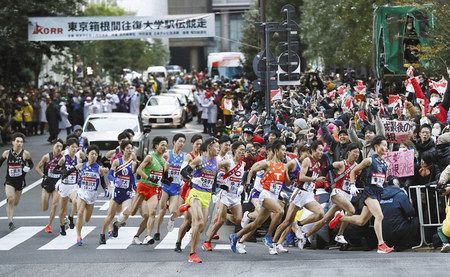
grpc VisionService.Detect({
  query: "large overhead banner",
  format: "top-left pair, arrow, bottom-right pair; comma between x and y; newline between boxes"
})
28,13 -> 215,41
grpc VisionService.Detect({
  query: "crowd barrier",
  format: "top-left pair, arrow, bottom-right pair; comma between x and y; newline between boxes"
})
408,184 -> 448,249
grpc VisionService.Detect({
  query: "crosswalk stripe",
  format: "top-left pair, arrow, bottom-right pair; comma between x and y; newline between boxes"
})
0,226 -> 44,250
154,228 -> 191,249
38,226 -> 96,250
97,227 -> 139,250
213,244 -> 230,250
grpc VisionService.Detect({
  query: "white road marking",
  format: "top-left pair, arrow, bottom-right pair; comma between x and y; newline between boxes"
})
0,179 -> 42,208
38,226 -> 96,250
0,226 -> 44,250
97,227 -> 139,250
154,228 -> 191,249
99,201 -> 110,210
214,244 -> 231,250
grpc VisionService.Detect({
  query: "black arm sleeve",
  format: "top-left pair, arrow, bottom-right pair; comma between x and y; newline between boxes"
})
181,165 -> 194,179
60,167 -> 77,180
26,159 -> 34,169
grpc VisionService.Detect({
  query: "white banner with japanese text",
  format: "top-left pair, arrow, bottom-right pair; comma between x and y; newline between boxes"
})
28,14 -> 215,41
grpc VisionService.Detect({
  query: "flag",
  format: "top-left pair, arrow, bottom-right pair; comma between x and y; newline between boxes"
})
429,78 -> 448,95
271,89 -> 282,101
354,80 -> 366,94
388,95 -> 402,108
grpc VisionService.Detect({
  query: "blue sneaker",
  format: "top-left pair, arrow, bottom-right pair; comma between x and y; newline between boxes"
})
263,235 -> 273,248
284,231 -> 295,247
229,233 -> 238,253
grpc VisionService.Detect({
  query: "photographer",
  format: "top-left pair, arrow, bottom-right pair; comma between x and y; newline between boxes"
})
438,164 -> 450,196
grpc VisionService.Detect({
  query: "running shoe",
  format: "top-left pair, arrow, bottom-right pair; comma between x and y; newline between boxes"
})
77,238 -> 83,246
298,233 -> 307,250
143,235 -> 155,245
8,222 -> 15,231
154,233 -> 161,241
174,241 -> 182,252
377,243 -> 394,254
329,211 -> 344,230
229,233 -> 238,253
441,243 -> 450,253
179,204 -> 190,213
269,247 -> 278,255
112,221 -> 125,238
202,241 -> 213,251
99,234 -> 106,244
262,235 -> 273,248
212,234 -> 220,240
167,218 -> 175,232
293,222 -> 303,239
44,225 -> 53,233
241,211 -> 250,228
60,225 -> 66,236
68,216 -> 75,229
276,243 -> 289,253
236,242 -> 247,254
188,253 -> 202,263
335,235 -> 348,244
108,230 -> 113,238
132,236 -> 142,245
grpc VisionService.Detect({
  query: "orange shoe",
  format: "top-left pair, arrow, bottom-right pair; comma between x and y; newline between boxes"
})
377,243 -> 394,253
44,225 -> 53,233
179,204 -> 190,213
188,252 -> 202,263
329,211 -> 343,230
202,241 -> 213,251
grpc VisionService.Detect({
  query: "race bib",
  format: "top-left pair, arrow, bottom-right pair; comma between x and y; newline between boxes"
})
371,173 -> 385,187
269,182 -> 282,195
8,164 -> 22,177
81,175 -> 97,191
169,166 -> 181,184
197,176 -> 214,190
303,182 -> 315,192
115,175 -> 130,189
47,166 -> 61,179
63,172 -> 77,185
229,181 -> 241,194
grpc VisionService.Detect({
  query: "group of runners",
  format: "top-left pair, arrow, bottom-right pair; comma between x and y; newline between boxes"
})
1,129 -> 394,263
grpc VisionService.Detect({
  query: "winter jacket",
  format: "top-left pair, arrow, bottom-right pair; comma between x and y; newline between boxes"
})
349,115 -> 385,159
439,164 -> 450,185
415,138 -> 435,162
381,186 -> 416,234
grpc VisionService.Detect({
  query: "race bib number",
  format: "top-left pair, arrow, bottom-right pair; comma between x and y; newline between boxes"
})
229,181 -> 240,194
81,175 -> 97,191
47,166 -> 61,179
169,166 -> 181,184
115,175 -> 130,189
269,182 -> 282,195
342,180 -> 351,192
371,173 -> 385,187
197,177 -> 214,190
63,172 -> 77,184
8,164 -> 22,177
303,182 -> 315,192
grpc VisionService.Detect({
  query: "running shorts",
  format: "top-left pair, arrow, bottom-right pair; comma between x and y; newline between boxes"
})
330,188 -> 353,202
186,188 -> 211,208
113,187 -> 133,205
136,182 -> 161,201
291,190 -> 315,209
77,188 -> 98,205
162,183 -> 181,197
58,182 -> 77,198
258,189 -> 279,206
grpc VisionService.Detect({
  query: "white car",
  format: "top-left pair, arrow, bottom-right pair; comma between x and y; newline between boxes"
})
168,87 -> 195,103
82,113 -> 151,160
141,95 -> 187,128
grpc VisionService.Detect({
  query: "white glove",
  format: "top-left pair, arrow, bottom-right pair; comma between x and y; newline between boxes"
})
212,194 -> 218,204
350,185 -> 358,196
23,166 -> 30,173
237,185 -> 244,196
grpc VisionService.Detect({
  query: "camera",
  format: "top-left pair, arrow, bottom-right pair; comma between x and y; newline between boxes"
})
436,182 -> 448,195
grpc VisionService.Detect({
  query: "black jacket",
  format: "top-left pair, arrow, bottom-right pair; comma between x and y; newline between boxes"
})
415,139 -> 435,161
380,186 -> 416,234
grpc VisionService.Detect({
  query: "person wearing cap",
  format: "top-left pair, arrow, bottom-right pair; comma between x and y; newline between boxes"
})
101,94 -> 113,113
320,120 -> 351,162
293,118 -> 310,137
58,97 -> 72,136
242,124 -> 264,144
72,125 -> 89,153
83,96 -> 93,120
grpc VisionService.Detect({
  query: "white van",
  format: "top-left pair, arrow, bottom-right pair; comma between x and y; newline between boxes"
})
207,52 -> 245,80
143,66 -> 167,83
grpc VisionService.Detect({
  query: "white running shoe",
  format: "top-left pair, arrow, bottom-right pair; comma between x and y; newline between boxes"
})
276,243 -> 288,253
143,235 -> 155,245
335,235 -> 348,244
293,223 -> 303,239
236,242 -> 247,254
132,236 -> 142,245
298,233 -> 307,249
441,243 -> 450,253
269,247 -> 278,255
241,211 -> 250,228
167,218 -> 175,232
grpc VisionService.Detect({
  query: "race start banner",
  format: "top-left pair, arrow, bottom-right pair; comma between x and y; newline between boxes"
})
383,120 -> 414,143
384,150 -> 415,177
28,14 -> 215,41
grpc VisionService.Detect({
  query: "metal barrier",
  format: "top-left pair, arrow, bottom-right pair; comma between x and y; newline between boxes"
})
408,184 -> 448,249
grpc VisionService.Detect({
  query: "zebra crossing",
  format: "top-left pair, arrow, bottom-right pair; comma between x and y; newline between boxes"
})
0,225 -> 231,251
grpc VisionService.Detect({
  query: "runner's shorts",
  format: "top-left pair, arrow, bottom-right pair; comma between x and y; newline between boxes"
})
4,181 -> 25,191
186,188 -> 211,208
136,182 -> 161,201
358,184 -> 383,208
220,192 -> 241,208
77,188 -> 98,205
41,178 -> 58,193
330,188 -> 353,202
180,182 -> 190,200
250,188 -> 261,200
113,187 -> 133,205
292,190 -> 315,209
58,182 -> 77,198
258,189 -> 279,206
162,183 -> 181,197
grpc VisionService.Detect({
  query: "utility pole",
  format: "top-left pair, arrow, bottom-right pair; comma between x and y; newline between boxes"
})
259,0 -> 266,49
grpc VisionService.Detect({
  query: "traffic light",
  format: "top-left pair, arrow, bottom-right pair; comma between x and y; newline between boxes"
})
277,6 -> 300,86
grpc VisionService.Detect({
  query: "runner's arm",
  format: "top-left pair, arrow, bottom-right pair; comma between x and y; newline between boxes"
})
298,158 -> 314,182
349,158 -> 371,184
24,150 -> 34,169
180,156 -> 202,179
246,160 -> 268,185
136,154 -> 152,180
35,154 -> 49,177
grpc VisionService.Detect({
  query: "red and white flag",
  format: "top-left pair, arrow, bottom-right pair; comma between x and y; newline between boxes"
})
429,78 -> 448,95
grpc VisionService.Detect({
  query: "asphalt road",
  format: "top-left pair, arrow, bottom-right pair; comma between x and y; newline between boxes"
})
0,122 -> 450,276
